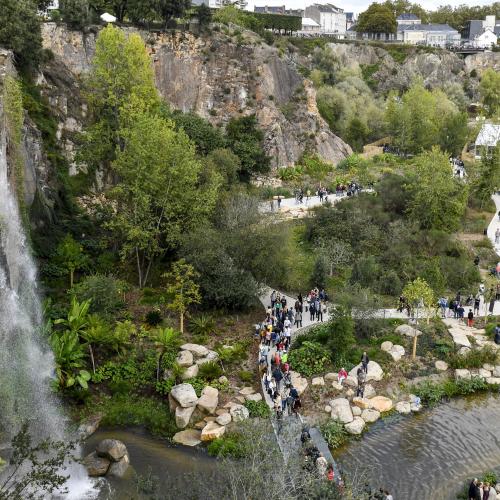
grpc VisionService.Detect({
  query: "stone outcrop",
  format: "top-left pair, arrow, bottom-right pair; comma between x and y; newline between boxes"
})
41,24 -> 351,169
368,396 -> 393,413
170,383 -> 198,408
84,439 -> 130,478
197,386 -> 219,414
329,398 -> 353,424
96,439 -> 127,462
201,421 -> 226,441
349,362 -> 384,382
173,429 -> 202,446
345,416 -> 365,435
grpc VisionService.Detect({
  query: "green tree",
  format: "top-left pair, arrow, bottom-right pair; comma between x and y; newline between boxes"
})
59,0 -> 92,28
357,2 -> 397,33
55,234 -> 87,287
403,277 -> 435,357
0,0 -> 42,70
72,274 -> 127,315
149,327 -> 181,381
473,147 -> 500,209
405,148 -> 468,231
226,115 -> 270,180
156,0 -> 191,27
127,0 -> 158,25
196,4 -> 212,29
163,259 -> 201,333
205,148 -> 240,187
0,423 -> 75,499
479,68 -> 500,117
108,111 -> 219,287
311,253 -> 329,289
79,25 -> 160,174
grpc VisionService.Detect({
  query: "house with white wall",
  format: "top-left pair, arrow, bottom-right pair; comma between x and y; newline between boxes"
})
304,3 -> 346,37
397,23 -> 461,47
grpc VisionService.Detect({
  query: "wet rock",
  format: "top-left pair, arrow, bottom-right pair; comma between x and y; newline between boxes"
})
197,386 -> 219,414
345,416 -> 365,435
171,383 -> 198,408
176,350 -> 194,367
230,404 -> 250,422
361,409 -> 380,423
107,453 -> 130,478
77,414 -> 102,439
329,398 -> 353,424
83,451 -> 110,476
173,429 -> 202,447
96,439 -> 127,462
180,343 -> 209,358
201,421 -> 226,441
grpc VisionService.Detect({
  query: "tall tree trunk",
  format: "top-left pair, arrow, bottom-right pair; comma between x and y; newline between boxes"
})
180,312 -> 184,334
88,344 -> 96,374
135,247 -> 143,288
70,269 -> 74,288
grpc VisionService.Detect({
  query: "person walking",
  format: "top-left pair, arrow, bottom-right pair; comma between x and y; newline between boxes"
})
361,351 -> 369,373
495,228 -> 500,244
474,295 -> 481,315
469,478 -> 479,500
272,367 -> 283,392
295,309 -> 302,328
467,309 -> 474,327
317,300 -> 323,322
309,300 -> 316,321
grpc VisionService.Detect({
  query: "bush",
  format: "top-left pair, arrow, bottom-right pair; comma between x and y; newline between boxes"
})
72,274 -> 126,315
198,361 -> 223,380
288,341 -> 330,377
145,310 -> 162,327
244,400 -> 271,418
449,347 -> 498,369
415,377 -> 492,406
207,433 -> 247,458
238,370 -> 254,383
320,419 -> 348,450
189,314 -> 216,337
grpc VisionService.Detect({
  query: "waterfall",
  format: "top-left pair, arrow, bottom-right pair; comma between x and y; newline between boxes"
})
0,102 -> 94,498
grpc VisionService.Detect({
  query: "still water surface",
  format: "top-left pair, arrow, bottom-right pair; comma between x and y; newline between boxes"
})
336,393 -> 500,500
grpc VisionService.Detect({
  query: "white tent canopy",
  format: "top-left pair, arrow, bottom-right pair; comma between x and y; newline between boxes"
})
100,12 -> 117,23
475,123 -> 500,147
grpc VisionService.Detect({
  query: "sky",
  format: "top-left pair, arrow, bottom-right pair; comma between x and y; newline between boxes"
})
245,0 -> 495,15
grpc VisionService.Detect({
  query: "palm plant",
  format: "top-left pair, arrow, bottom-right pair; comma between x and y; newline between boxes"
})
80,314 -> 113,374
149,327 -> 182,382
189,314 -> 216,337
111,320 -> 135,355
54,297 -> 91,335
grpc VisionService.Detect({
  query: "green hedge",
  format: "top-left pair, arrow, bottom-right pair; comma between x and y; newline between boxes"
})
254,12 -> 301,32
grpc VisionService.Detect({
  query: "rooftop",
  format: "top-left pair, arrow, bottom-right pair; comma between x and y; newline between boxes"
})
309,3 -> 343,13
398,23 -> 458,32
302,17 -> 320,26
475,123 -> 500,147
397,13 -> 420,20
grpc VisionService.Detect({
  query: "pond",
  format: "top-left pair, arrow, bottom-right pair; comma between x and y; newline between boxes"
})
82,428 -> 219,499
335,392 -> 500,499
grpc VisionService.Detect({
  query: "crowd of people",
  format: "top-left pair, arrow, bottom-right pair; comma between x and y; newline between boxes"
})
468,478 -> 496,500
450,156 -> 467,179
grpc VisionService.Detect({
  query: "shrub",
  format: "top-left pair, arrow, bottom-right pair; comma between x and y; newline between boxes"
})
238,370 -> 254,383
72,274 -> 126,315
415,377 -> 492,406
320,419 -> 348,450
288,341 -> 330,377
189,314 -> 216,337
449,346 -> 498,369
145,310 -> 162,327
198,361 -> 223,380
207,433 -> 247,458
244,400 -> 271,418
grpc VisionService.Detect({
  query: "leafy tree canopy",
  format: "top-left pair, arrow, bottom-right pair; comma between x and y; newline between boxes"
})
357,3 -> 397,34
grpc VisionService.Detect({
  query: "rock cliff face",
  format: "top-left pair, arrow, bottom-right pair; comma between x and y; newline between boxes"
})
326,42 -> 500,96
41,23 -> 352,167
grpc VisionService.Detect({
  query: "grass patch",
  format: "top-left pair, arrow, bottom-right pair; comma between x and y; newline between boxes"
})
207,433 -> 248,458
448,346 -> 498,369
244,399 -> 271,418
320,419 -> 349,450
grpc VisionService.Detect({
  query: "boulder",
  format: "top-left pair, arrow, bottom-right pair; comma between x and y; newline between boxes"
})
181,343 -> 209,358
230,404 -> 250,422
389,345 -> 405,362
218,375 -> 228,384
245,393 -> 262,402
349,362 -> 384,382
345,389 -> 355,398
410,402 -> 422,412
197,386 -> 219,414
239,387 -> 255,396
171,383 -> 198,408
236,396 -> 246,403
215,408 -> 228,416
290,371 -> 308,395
77,414 -> 102,440
83,452 -> 110,477
363,384 -> 376,399
216,413 -> 232,426
173,429 -> 202,447
344,376 -> 358,387
107,453 -> 130,478
201,421 -> 226,441
458,346 -> 471,355
324,372 -> 337,382
181,364 -> 199,380
478,368 -> 491,379
352,397 -> 370,410
312,377 -> 325,386
361,408 -> 380,423
345,416 -> 365,435
329,398 -> 353,424
395,401 -> 411,414
176,350 -> 194,367
368,396 -> 393,413
175,406 -> 196,429
486,377 -> 500,385
396,324 -> 421,337
324,405 -> 332,413
455,369 -> 471,381
194,421 -> 206,430
381,341 -> 393,352
351,406 -> 362,416
483,363 -> 495,371
96,439 -> 127,462
331,381 -> 343,391
493,366 -> 500,378
435,360 -> 448,371
168,393 -> 180,412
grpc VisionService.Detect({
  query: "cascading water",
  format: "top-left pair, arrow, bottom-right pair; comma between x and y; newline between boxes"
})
0,100 -> 94,498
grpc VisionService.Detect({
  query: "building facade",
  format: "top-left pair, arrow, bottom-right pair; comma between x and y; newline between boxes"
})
396,13 -> 421,26
304,3 -> 346,36
397,23 -> 461,47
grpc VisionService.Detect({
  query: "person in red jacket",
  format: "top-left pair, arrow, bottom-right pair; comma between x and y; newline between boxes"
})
337,367 -> 348,385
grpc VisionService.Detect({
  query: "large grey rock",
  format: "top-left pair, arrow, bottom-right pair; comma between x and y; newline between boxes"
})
197,386 -> 219,414
435,360 -> 448,371
239,387 -> 255,396
345,416 -> 365,435
361,408 -> 380,423
290,371 -> 308,395
216,413 -> 231,426
396,324 -> 421,337
201,421 -> 226,441
455,369 -> 471,381
171,383 -> 198,408
486,377 -> 500,385
230,404 -> 250,422
107,453 -> 130,478
173,429 -> 202,447
351,405 -> 362,416
180,343 -> 209,358
176,350 -> 194,367
395,401 -> 411,414
83,452 -> 110,476
245,393 -> 262,402
388,345 -> 405,361
349,362 -> 384,382
363,384 -> 376,399
493,366 -> 500,378
176,405 -> 196,429
329,398 -> 353,424
181,364 -> 199,380
381,341 -> 393,352
311,376 -> 325,386
96,439 -> 127,462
